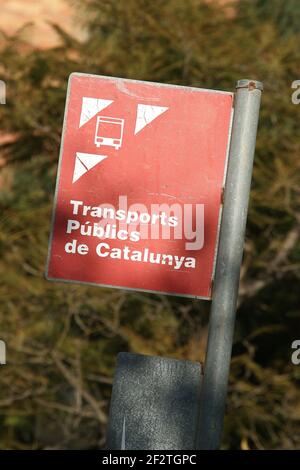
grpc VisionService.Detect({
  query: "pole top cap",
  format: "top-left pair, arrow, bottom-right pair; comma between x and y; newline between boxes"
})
236,79 -> 263,91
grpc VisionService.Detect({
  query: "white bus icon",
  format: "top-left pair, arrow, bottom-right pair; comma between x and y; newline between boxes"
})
95,116 -> 124,150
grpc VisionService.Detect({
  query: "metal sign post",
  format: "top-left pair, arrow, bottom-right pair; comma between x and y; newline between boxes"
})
48,73 -> 262,449
196,79 -> 263,449
106,79 -> 262,450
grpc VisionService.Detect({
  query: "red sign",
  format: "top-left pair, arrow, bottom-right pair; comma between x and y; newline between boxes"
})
46,73 -> 233,299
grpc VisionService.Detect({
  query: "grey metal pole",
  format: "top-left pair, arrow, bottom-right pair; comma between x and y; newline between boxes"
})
196,79 -> 263,450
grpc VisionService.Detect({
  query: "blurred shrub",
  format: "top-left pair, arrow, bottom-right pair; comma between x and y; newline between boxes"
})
0,0 -> 299,449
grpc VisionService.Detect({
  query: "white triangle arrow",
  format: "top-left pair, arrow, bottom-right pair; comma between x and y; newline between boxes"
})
72,157 -> 87,183
134,104 -> 169,135
79,97 -> 113,128
72,152 -> 107,183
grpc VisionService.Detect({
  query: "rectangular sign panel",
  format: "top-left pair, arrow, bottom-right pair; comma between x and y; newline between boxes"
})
46,73 -> 233,299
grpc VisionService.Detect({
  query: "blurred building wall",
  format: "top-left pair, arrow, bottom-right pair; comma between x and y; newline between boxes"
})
0,0 -> 85,48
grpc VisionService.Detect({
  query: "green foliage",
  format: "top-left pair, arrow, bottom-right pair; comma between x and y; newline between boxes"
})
0,0 -> 299,449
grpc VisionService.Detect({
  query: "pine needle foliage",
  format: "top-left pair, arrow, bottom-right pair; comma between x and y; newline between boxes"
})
0,0 -> 299,449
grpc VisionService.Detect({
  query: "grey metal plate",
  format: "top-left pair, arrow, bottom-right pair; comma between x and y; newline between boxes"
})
107,352 -> 202,450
